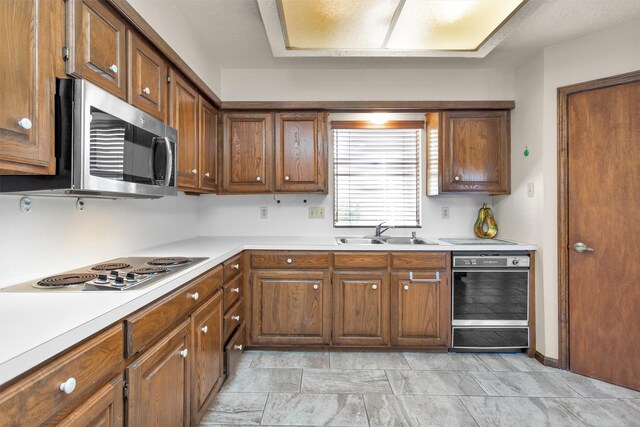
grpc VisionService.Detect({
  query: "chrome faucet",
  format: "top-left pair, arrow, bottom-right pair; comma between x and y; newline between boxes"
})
375,222 -> 394,237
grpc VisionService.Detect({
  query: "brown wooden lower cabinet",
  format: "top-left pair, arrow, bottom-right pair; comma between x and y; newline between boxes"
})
390,271 -> 451,347
126,319 -> 191,427
332,271 -> 390,346
58,374 -> 124,427
251,270 -> 331,345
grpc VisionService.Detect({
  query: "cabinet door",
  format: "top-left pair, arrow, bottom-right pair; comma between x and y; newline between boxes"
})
127,320 -> 191,427
441,110 -> 510,194
68,0 -> 126,99
274,112 -> 326,192
58,375 -> 123,427
0,0 -> 63,174
251,270 -> 329,345
222,113 -> 273,193
333,271 -> 389,346
390,271 -> 450,347
191,291 -> 224,424
169,69 -> 199,190
199,98 -> 218,192
128,31 -> 165,121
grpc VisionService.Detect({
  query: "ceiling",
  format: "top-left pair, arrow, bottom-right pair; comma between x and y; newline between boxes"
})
171,0 -> 640,69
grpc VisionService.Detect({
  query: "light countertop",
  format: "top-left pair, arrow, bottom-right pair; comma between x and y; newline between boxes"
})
0,236 -> 535,385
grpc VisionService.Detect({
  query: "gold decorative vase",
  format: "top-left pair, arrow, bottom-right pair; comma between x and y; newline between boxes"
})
474,202 -> 498,239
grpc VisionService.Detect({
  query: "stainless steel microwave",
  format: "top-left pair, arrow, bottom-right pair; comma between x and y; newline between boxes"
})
0,79 -> 177,198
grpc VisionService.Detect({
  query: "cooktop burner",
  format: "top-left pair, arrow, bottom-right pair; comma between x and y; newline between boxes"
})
35,273 -> 99,288
147,257 -> 191,267
91,262 -> 131,271
131,266 -> 168,275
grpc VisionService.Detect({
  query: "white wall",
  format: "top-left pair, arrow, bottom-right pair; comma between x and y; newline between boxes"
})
0,194 -> 198,288
127,0 -> 221,94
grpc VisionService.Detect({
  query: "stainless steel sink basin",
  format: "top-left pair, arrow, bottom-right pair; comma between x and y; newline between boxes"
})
378,236 -> 439,245
336,237 -> 385,245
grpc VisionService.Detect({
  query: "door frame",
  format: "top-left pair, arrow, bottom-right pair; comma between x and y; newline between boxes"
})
557,69 -> 640,370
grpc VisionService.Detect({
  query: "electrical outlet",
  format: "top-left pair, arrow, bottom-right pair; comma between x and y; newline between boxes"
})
308,207 -> 325,219
441,207 -> 450,219
260,206 -> 268,219
527,182 -> 535,198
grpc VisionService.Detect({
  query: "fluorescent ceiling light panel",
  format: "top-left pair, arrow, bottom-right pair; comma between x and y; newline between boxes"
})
258,0 -> 543,58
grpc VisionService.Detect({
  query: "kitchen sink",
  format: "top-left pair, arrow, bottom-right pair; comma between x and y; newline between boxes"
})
336,236 -> 439,245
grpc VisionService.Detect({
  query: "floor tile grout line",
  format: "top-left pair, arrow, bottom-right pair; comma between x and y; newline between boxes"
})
259,392 -> 271,426
551,396 -> 592,427
456,396 -> 483,427
461,370 -> 490,397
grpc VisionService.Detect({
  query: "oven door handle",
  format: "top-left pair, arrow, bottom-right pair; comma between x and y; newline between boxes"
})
409,271 -> 440,283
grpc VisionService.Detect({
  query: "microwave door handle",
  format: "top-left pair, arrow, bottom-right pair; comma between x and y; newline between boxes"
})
162,136 -> 173,187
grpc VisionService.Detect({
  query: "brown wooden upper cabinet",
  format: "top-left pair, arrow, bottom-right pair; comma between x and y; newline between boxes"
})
169,69 -> 200,190
128,30 -> 166,121
275,112 -> 327,192
67,0 -> 127,99
432,110 -> 510,195
0,0 -> 65,175
199,98 -> 219,192
222,113 -> 274,193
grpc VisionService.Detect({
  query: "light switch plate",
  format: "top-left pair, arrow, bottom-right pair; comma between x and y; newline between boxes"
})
260,206 -> 268,219
309,207 -> 325,219
527,183 -> 535,197
441,207 -> 450,219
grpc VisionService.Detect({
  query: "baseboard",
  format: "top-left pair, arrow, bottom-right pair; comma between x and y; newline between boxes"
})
535,350 -> 560,368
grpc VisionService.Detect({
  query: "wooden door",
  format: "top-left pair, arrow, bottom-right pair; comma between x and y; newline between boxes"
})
390,271 -> 450,347
68,0 -> 126,98
58,375 -> 123,427
191,291 -> 224,424
127,320 -> 191,427
274,112 -> 326,192
0,0 -> 64,174
169,69 -> 199,190
199,98 -> 218,192
128,31 -> 165,120
251,270 -> 329,345
440,110 -> 510,194
333,271 -> 389,346
222,113 -> 273,193
566,80 -> 640,391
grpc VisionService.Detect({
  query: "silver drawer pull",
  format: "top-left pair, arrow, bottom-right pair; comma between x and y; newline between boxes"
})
232,263 -> 240,270
201,325 -> 208,334
234,344 -> 243,351
313,284 -> 319,290
231,287 -> 240,293
371,284 -> 378,290
284,175 -> 290,181
109,64 -> 118,73
409,271 -> 440,283
179,349 -> 188,358
189,292 -> 199,300
256,176 -> 261,181
205,172 -> 210,178
403,285 -> 410,291
142,87 -> 151,95
286,258 -> 293,264
59,377 -> 76,394
17,118 -> 32,130
231,315 -> 240,321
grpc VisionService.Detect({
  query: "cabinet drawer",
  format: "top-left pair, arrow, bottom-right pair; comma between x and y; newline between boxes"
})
225,322 -> 246,377
223,253 -> 243,281
391,252 -> 447,270
250,251 -> 330,269
125,265 -> 223,357
223,274 -> 243,312
224,299 -> 244,342
334,252 -> 389,269
0,324 -> 124,426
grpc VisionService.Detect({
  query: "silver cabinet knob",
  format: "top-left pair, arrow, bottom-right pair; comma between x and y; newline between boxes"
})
454,176 -> 460,181
231,287 -> 240,293
192,169 -> 197,174
573,242 -> 594,253
17,118 -> 32,130
201,325 -> 208,334
313,284 -> 319,290
403,285 -> 409,291
204,172 -> 210,178
232,263 -> 240,270
286,258 -> 292,264
109,64 -> 118,73
179,349 -> 188,358
189,292 -> 199,300
142,87 -> 151,95
234,344 -> 243,351
256,176 -> 261,181
284,175 -> 290,181
59,377 -> 76,394
371,284 -> 378,290
231,315 -> 240,321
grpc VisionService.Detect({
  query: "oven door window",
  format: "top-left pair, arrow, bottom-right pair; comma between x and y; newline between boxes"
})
89,108 -> 171,185
453,271 -> 528,321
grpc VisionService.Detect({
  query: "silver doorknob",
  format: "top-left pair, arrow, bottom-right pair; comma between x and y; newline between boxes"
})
256,176 -> 261,181
403,285 -> 409,291
142,87 -> 151,95
573,242 -> 594,253
454,176 -> 460,181
371,284 -> 378,290
17,118 -> 32,130
284,175 -> 290,181
109,64 -> 118,73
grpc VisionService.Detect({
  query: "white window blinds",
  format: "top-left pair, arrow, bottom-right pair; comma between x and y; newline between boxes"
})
333,125 -> 422,227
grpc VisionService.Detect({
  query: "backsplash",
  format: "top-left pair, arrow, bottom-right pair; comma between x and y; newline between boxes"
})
0,194 -> 198,288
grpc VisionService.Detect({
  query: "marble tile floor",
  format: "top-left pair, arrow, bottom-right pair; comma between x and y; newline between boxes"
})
199,350 -> 640,426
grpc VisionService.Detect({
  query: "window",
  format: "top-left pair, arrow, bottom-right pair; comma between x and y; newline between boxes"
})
333,121 -> 422,227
